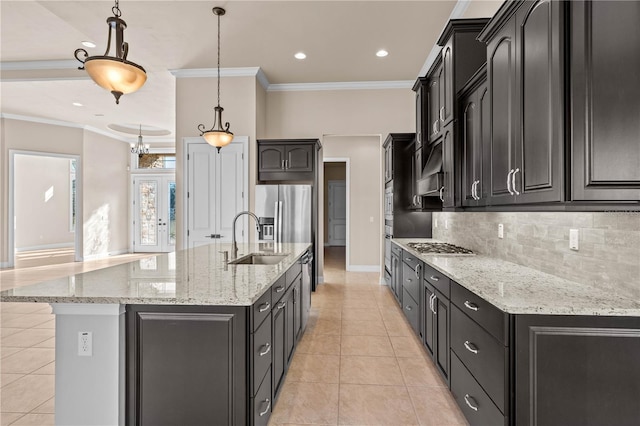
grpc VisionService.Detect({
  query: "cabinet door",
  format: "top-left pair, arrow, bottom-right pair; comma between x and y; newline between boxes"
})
461,90 -> 479,207
428,66 -> 442,143
293,279 -> 302,342
515,315 -> 640,425
571,0 -> 640,201
409,147 -> 423,209
487,20 -> 517,205
285,286 -> 296,365
434,294 -> 450,382
513,0 -> 564,204
272,301 -> 286,398
415,81 -> 429,147
384,145 -> 393,183
423,283 -> 435,356
441,123 -> 456,208
441,40 -> 455,125
478,83 -> 491,203
258,145 -> 285,172
285,145 -> 313,172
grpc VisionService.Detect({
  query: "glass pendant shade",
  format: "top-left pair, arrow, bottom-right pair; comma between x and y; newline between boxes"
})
84,57 -> 146,98
203,130 -> 234,148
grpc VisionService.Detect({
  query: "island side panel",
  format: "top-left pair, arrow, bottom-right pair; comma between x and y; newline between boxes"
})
126,305 -> 248,426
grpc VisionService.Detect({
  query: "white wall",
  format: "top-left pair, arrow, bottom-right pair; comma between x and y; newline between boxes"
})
14,155 -> 74,250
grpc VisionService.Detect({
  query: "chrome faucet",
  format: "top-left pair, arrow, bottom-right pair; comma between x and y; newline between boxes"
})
232,211 -> 260,259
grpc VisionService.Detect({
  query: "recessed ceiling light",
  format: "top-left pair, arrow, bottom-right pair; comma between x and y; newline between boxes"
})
294,52 -> 307,60
72,102 -> 83,107
81,41 -> 96,48
376,50 -> 389,58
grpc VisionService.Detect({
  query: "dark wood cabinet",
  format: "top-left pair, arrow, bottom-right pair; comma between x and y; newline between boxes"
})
423,279 -> 451,383
390,245 -> 402,305
384,142 -> 393,183
481,0 -> 564,206
570,0 -> 640,202
272,295 -> 286,398
515,314 -> 640,426
441,123 -> 456,208
460,67 -> 489,207
126,305 -> 248,426
413,77 -> 429,148
427,60 -> 444,143
257,140 -> 318,183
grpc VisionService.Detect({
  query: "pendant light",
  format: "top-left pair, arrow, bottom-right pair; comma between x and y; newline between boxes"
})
197,7 -> 234,152
131,125 -> 149,158
74,0 -> 147,104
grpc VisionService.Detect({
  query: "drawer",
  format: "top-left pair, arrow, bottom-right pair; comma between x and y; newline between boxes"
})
451,282 -> 507,344
402,288 -> 420,336
391,243 -> 402,257
271,275 -> 287,304
423,263 -> 450,298
451,353 -> 506,426
402,261 -> 420,302
402,250 -> 421,270
451,304 -> 506,413
253,289 -> 272,332
252,366 -> 272,426
252,314 -> 272,396
285,262 -> 302,287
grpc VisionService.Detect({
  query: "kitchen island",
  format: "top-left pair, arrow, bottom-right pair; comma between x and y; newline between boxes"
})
390,238 -> 640,426
1,242 -> 312,426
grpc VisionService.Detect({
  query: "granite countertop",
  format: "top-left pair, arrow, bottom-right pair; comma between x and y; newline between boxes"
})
0,242 -> 311,306
392,238 -> 640,316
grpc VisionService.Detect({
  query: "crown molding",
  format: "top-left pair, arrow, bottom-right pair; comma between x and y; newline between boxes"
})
267,80 -> 413,92
170,67 -> 260,78
0,59 -> 79,71
0,113 -> 174,144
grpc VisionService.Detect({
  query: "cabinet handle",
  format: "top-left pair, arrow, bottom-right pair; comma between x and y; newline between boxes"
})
286,159 -> 289,169
405,305 -> 413,311
277,301 -> 286,309
464,341 -> 479,354
429,275 -> 439,281
507,169 -> 514,195
281,160 -> 285,170
431,294 -> 437,314
464,300 -> 479,311
433,120 -> 437,135
259,342 -> 271,356
275,286 -> 285,293
440,107 -> 445,122
439,186 -> 445,202
476,180 -> 481,200
470,181 -> 476,200
414,264 -> 421,279
406,257 -> 412,262
259,398 -> 271,416
512,168 -> 520,195
259,302 -> 270,313
464,394 -> 479,411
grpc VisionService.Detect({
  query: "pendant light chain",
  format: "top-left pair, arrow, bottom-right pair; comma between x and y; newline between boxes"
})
217,10 -> 221,108
112,0 -> 121,17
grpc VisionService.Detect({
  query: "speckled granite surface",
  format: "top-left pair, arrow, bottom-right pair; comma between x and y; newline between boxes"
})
393,238 -> 640,316
0,242 -> 311,306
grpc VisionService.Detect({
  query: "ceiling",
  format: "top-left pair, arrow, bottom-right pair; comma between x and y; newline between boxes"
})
0,0 -> 500,143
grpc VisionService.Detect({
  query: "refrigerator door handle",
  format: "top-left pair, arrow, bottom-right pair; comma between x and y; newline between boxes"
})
277,201 -> 283,242
273,201 -> 280,243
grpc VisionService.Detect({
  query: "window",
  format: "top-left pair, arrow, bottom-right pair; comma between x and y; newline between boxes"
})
137,153 -> 176,169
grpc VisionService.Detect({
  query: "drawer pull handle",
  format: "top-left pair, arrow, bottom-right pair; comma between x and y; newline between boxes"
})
275,286 -> 285,293
406,257 -> 412,262
259,302 -> 271,313
405,305 -> 412,311
464,394 -> 478,411
430,275 -> 439,281
406,278 -> 413,283
464,341 -> 479,354
259,398 -> 271,416
277,301 -> 286,309
414,264 -> 421,279
259,342 -> 271,356
464,301 -> 479,311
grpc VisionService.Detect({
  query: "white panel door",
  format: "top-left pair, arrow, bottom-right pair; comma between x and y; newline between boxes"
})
328,180 -> 346,246
187,142 -> 245,248
133,176 -> 175,252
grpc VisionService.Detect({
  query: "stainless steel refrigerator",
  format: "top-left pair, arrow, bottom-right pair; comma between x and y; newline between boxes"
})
255,185 -> 312,244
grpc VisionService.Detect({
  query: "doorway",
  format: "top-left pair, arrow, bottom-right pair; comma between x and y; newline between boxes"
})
7,151 -> 82,269
132,175 -> 176,252
323,160 -> 348,271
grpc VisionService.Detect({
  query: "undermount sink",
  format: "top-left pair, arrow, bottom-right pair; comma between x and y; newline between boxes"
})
228,253 -> 288,265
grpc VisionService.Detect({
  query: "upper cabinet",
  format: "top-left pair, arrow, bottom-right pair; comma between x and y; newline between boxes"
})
427,60 -> 444,144
413,77 -> 429,149
570,0 -> 640,201
480,0 -> 564,206
257,140 -> 319,183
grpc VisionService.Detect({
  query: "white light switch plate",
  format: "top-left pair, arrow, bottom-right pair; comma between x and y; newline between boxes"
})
498,224 -> 504,239
569,229 -> 579,250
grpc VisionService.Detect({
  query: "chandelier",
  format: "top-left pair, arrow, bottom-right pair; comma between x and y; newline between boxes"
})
74,0 -> 147,104
197,7 -> 234,152
131,125 -> 149,158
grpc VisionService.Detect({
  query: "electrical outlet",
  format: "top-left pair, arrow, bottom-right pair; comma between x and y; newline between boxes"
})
434,219 -> 438,228
445,220 -> 449,230
498,224 -> 504,239
569,229 -> 579,250
78,331 -> 92,357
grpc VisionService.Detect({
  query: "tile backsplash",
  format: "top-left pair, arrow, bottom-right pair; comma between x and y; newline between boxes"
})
432,212 -> 640,301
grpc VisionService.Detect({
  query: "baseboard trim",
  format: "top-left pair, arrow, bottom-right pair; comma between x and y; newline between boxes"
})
346,265 -> 380,273
83,249 -> 129,261
0,261 -> 10,268
16,242 -> 75,252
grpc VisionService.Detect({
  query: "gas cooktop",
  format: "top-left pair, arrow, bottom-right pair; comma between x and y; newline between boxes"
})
406,242 -> 474,255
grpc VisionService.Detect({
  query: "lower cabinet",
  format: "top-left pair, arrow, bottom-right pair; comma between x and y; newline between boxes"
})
126,258 -> 308,426
423,281 -> 450,383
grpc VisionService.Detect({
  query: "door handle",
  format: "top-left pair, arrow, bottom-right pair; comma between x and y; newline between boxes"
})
439,186 -> 445,202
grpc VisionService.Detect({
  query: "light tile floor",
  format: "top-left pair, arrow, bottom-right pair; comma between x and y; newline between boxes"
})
268,247 -> 467,425
0,248 -> 468,425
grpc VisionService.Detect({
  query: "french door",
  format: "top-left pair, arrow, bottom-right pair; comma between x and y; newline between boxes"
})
133,175 -> 176,252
